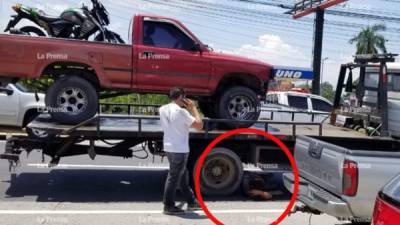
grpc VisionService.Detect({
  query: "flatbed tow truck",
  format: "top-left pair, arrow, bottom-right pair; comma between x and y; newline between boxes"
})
1,54 -> 396,196
0,109 -> 366,196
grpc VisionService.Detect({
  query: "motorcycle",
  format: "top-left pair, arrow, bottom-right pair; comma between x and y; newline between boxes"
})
4,0 -> 124,44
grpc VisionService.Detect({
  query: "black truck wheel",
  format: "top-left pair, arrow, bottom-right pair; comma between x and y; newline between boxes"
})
217,86 -> 260,128
45,76 -> 98,124
24,113 -> 52,140
194,147 -> 243,196
26,127 -> 52,140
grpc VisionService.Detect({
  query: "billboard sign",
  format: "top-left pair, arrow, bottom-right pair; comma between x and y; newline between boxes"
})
273,67 -> 314,80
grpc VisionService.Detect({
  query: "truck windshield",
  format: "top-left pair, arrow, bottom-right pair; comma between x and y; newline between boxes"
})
311,98 -> 332,112
288,95 -> 308,110
14,83 -> 28,92
365,73 -> 400,92
128,18 -> 133,44
389,74 -> 400,92
382,174 -> 400,204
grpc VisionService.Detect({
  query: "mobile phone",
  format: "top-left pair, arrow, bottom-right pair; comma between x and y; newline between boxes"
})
182,99 -> 188,109
180,98 -> 188,109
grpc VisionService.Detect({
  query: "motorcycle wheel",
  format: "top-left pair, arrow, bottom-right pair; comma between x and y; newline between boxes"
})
19,26 -> 46,37
94,31 -> 125,44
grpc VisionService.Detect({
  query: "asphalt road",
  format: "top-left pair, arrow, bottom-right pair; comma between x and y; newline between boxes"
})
0,141 -> 354,225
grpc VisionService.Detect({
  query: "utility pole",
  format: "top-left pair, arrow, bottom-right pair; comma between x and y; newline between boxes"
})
312,9 -> 325,95
321,57 -> 329,94
290,1 -> 348,94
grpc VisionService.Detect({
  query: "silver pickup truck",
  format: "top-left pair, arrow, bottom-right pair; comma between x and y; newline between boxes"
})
283,136 -> 400,223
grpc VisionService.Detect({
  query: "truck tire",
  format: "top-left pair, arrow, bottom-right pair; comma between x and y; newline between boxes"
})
45,76 -> 98,124
24,112 -> 52,140
194,147 -> 243,196
26,127 -> 52,140
217,86 -> 260,128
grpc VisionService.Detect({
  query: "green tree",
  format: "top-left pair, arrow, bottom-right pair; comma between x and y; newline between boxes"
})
20,77 -> 54,93
296,82 -> 311,90
349,24 -> 387,54
321,82 -> 335,102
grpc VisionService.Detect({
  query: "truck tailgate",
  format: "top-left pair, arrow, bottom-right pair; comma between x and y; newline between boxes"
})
295,136 -> 346,196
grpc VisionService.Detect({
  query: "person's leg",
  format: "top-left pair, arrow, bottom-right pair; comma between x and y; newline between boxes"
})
163,152 -> 186,209
178,154 -> 196,205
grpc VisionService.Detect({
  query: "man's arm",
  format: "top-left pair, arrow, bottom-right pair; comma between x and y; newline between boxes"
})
183,99 -> 203,130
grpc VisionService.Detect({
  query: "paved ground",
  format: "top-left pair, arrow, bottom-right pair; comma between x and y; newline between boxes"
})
0,141 -> 353,225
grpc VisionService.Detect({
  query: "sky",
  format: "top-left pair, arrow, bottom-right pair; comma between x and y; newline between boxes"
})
1,0 -> 399,86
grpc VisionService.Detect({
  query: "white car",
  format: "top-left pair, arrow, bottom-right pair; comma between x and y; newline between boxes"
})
260,91 -> 332,123
0,83 -> 46,137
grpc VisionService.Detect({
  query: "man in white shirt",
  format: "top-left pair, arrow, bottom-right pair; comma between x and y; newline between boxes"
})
159,87 -> 203,215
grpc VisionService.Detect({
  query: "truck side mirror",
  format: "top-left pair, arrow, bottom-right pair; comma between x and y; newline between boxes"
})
0,87 -> 14,96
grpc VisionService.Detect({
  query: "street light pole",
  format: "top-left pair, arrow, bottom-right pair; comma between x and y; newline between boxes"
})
321,57 -> 329,94
312,9 -> 325,95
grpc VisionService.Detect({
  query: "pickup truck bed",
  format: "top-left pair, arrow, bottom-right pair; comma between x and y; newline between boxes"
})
284,135 -> 400,221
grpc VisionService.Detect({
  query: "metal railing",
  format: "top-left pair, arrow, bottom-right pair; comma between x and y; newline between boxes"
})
36,103 -> 331,138
99,103 -> 161,116
61,114 -> 325,138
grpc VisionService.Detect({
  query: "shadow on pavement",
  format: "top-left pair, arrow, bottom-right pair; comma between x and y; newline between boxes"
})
2,169 -> 291,203
175,213 -> 208,220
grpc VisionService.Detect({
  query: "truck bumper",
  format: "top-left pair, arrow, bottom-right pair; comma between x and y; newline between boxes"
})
283,173 -> 354,219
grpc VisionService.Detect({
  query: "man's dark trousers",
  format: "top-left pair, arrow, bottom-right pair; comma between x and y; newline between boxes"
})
163,152 -> 196,207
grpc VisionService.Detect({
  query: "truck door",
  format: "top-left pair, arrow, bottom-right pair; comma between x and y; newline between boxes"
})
0,85 -> 19,126
136,19 -> 210,93
287,94 -> 311,122
310,97 -> 332,122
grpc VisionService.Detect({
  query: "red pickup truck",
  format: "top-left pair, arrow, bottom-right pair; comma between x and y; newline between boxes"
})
0,14 -> 272,128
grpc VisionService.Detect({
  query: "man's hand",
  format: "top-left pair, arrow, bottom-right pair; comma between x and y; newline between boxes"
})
183,99 -> 203,130
182,99 -> 196,111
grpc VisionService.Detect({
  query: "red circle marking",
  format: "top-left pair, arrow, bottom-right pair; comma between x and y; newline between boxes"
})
194,128 -> 299,225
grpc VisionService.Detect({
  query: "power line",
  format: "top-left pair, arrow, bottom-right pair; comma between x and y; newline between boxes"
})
15,0 -> 398,57
230,0 -> 400,21
141,0 -> 400,41
378,0 -> 400,3
181,0 -> 400,34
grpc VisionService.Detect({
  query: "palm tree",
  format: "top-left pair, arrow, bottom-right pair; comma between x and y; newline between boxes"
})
349,24 -> 387,54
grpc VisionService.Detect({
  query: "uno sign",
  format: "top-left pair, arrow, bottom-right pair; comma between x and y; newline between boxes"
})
273,68 -> 314,80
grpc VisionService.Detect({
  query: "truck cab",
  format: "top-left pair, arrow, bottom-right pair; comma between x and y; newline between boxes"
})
260,91 -> 332,122
0,83 -> 45,127
362,63 -> 400,135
